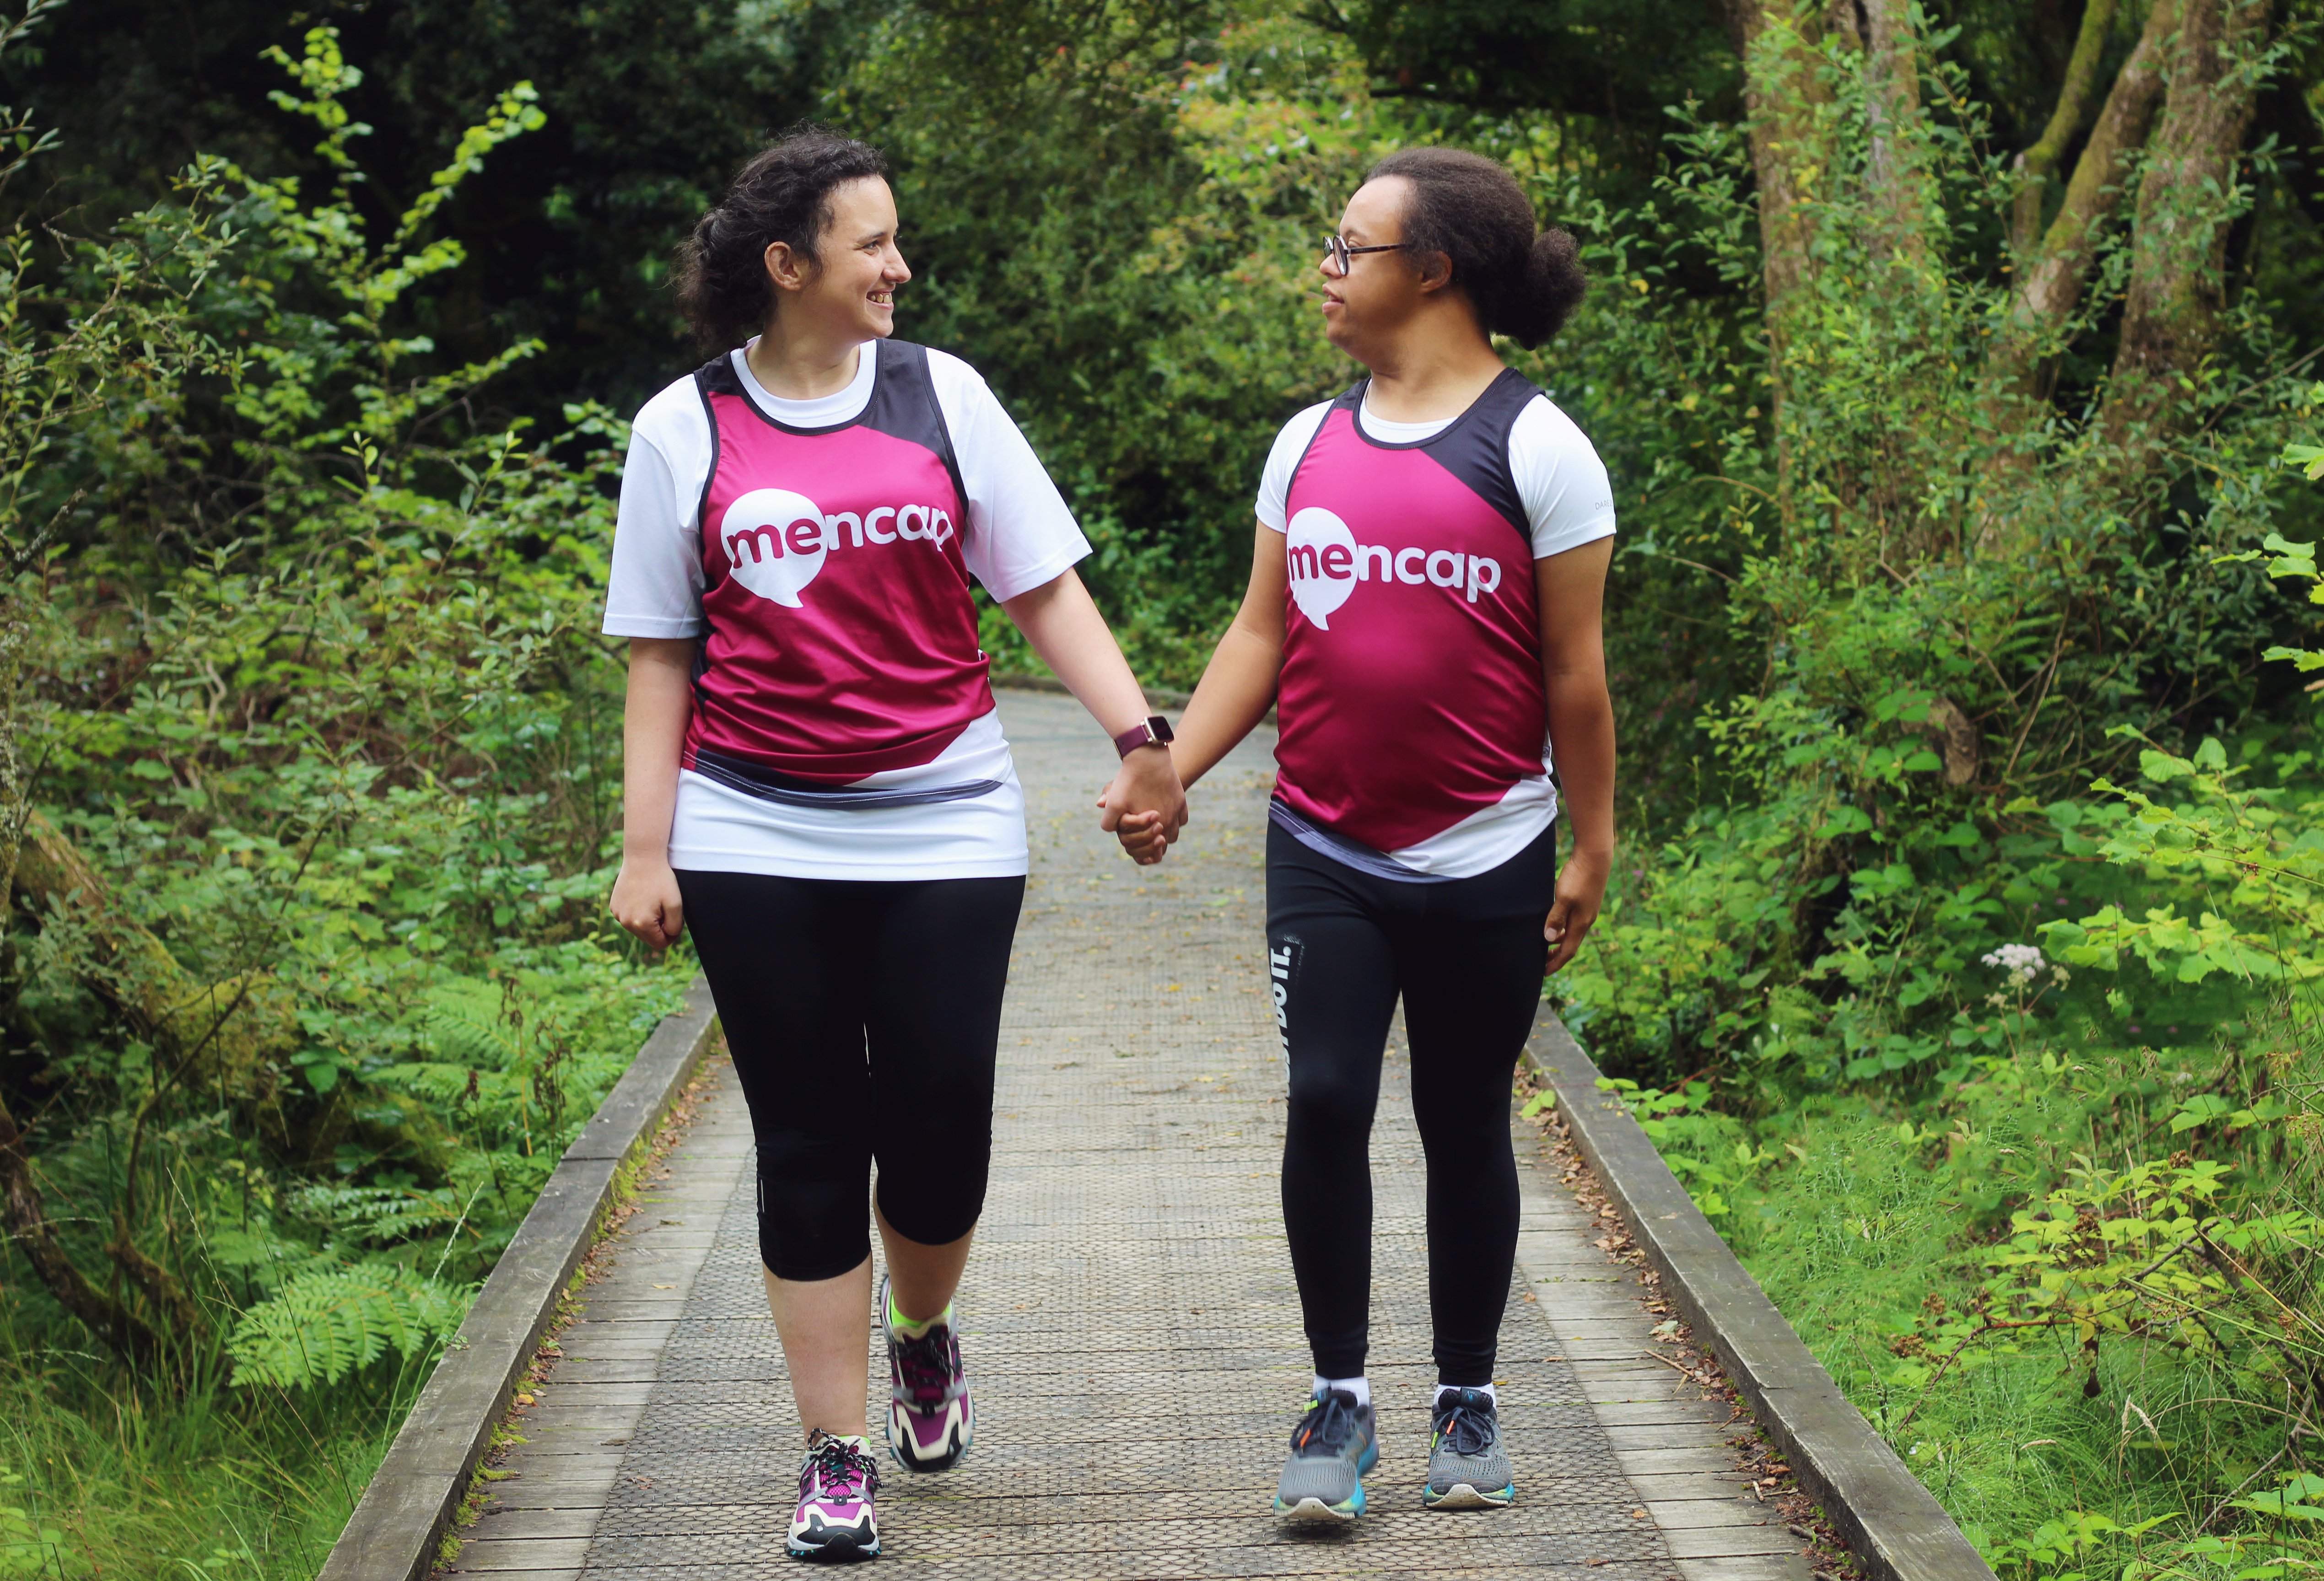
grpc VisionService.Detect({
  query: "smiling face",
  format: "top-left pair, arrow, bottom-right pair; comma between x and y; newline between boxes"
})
1320,176 -> 1429,361
766,175 -> 910,345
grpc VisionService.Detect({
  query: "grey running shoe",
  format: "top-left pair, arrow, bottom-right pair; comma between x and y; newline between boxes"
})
1424,1387 -> 1515,1509
1273,1388 -> 1378,1522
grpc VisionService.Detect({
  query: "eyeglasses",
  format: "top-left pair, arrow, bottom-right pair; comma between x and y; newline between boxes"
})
1321,235 -> 1407,276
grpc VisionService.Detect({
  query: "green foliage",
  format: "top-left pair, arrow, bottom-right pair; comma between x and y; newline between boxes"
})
225,1264 -> 469,1390
0,1463 -> 65,1581
1618,1031 -> 2324,1580
1524,10 -> 2324,1575
2,0 -> 855,416
0,20 -> 688,1573
2041,735 -> 2324,996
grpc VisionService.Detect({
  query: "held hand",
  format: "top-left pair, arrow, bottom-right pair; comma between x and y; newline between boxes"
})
610,855 -> 686,949
1096,746 -> 1188,866
1542,848 -> 1610,976
1111,808 -> 1172,864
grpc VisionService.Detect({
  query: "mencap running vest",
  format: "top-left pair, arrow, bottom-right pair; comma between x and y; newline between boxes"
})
1276,368 -> 1549,853
684,340 -> 993,789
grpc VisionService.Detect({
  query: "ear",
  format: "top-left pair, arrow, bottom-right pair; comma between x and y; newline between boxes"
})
762,239 -> 816,296
1411,250 -> 1454,295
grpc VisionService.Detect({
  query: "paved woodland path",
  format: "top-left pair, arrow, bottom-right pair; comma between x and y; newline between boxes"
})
452,692 -> 1812,1581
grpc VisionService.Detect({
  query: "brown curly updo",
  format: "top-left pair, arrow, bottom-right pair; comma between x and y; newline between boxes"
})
676,125 -> 890,352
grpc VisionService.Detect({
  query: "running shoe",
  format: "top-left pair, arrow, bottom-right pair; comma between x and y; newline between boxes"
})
787,1430 -> 881,1561
1272,1388 -> 1377,1522
880,1275 -> 974,1472
1424,1387 -> 1515,1509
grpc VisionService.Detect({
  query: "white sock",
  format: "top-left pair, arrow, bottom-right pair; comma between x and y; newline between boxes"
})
1313,1374 -> 1371,1408
1436,1383 -> 1497,1408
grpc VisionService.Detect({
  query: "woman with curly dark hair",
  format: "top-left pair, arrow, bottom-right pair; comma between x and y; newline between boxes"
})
603,126 -> 1185,1561
1121,146 -> 1617,1523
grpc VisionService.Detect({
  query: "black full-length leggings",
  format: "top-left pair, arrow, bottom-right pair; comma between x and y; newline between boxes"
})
1267,817 -> 1556,1387
676,868 -> 1026,1282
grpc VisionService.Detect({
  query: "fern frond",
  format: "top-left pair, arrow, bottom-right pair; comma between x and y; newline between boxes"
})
421,980 -> 523,1069
226,1264 -> 470,1389
287,1182 -> 468,1246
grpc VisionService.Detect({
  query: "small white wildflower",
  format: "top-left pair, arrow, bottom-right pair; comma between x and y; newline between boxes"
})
1980,942 -> 2045,973
1982,943 -> 2045,984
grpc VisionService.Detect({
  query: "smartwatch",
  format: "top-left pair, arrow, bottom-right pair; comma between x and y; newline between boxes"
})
1112,714 -> 1175,758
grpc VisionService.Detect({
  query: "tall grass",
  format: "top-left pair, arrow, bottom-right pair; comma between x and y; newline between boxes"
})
0,1326 -> 427,1579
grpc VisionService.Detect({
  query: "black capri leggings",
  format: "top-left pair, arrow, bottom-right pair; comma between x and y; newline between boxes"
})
1267,817 -> 1555,1386
676,868 -> 1025,1281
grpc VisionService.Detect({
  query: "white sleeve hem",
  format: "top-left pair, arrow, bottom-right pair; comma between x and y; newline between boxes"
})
1531,513 -> 1618,562
976,539 -> 1090,604
602,614 -> 706,638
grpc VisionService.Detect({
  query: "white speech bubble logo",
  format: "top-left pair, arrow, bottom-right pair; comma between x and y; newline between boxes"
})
720,488 -> 828,608
1285,506 -> 1359,630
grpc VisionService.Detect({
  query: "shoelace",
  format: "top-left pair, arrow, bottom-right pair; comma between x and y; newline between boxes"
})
1434,1395 -> 1495,1457
892,1328 -> 956,1405
1289,1390 -> 1362,1457
805,1433 -> 879,1502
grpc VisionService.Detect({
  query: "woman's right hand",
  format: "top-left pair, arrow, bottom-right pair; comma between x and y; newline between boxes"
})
611,855 -> 686,949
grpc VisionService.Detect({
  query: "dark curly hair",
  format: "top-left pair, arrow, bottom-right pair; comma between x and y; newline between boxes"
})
676,126 -> 890,352
1364,148 -> 1584,350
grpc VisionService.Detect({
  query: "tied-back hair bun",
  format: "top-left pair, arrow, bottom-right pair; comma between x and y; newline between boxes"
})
676,124 -> 889,353
1366,147 -> 1585,350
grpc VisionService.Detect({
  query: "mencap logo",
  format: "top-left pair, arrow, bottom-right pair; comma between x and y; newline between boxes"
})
1285,505 -> 1505,631
719,488 -> 956,608
1285,507 -> 1358,629
722,489 -> 826,608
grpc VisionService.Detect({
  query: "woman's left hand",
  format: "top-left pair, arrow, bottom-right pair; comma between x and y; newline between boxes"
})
1542,846 -> 1609,975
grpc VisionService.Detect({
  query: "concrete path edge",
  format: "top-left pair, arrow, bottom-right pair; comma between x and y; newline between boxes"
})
1523,1006 -> 1999,1581
317,974 -> 720,1581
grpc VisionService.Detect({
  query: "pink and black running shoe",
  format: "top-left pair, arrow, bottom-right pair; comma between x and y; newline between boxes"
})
787,1431 -> 881,1561
879,1276 -> 974,1472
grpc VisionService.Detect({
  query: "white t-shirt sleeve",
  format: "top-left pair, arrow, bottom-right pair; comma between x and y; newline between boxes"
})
926,350 -> 1089,602
603,376 -> 713,638
1513,397 -> 1617,559
1255,400 -> 1334,532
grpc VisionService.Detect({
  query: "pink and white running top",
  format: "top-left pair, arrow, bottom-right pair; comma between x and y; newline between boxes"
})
603,339 -> 1089,880
1260,370 -> 1615,879
685,341 -> 987,783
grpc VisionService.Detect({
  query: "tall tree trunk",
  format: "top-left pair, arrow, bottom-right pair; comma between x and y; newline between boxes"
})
2102,0 -> 2274,447
1725,0 -> 1833,519
1727,0 -> 1831,344
1985,0 -> 2178,402
1860,0 -> 1930,269
2011,0 -> 2123,255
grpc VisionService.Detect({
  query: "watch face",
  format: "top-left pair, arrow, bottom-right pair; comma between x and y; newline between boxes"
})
1150,716 -> 1176,743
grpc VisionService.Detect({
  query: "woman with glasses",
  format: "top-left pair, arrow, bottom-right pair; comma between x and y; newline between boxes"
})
605,126 -> 1185,1561
1118,147 -> 1616,1521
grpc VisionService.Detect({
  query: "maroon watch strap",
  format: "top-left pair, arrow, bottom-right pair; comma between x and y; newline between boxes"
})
1112,715 -> 1176,758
